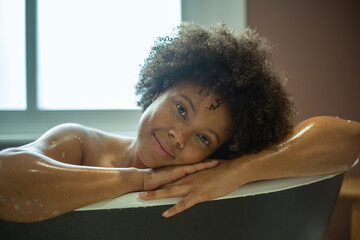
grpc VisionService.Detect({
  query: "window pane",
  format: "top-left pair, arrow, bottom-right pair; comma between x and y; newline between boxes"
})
37,0 -> 181,110
0,0 -> 26,110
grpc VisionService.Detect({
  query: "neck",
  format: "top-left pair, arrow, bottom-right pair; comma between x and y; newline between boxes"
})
122,137 -> 148,169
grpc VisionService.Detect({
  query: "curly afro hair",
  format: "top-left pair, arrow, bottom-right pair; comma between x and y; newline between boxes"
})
136,22 -> 297,159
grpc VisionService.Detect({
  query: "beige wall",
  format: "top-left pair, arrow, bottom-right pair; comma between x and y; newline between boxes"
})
247,0 -> 360,239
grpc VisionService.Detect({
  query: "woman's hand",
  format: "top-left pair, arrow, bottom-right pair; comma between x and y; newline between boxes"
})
142,160 -> 219,191
139,160 -> 243,218
141,117 -> 360,218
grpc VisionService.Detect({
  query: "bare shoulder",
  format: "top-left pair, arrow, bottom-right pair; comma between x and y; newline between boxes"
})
10,123 -> 90,165
296,116 -> 360,147
9,123 -> 126,167
298,116 -> 360,131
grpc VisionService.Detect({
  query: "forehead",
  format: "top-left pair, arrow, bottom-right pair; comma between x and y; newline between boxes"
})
167,80 -> 219,104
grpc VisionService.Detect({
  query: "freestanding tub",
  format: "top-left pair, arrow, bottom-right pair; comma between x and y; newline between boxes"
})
0,173 -> 343,240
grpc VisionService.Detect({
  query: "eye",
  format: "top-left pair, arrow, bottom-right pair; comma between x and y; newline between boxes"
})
198,134 -> 211,145
177,104 -> 187,118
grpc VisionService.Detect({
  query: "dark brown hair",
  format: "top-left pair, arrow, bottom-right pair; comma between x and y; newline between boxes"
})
136,22 -> 296,159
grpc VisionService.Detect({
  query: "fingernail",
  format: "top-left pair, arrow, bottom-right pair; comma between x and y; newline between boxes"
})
139,192 -> 148,197
162,210 -> 169,217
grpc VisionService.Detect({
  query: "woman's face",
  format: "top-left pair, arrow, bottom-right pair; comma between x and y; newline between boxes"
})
136,80 -> 232,168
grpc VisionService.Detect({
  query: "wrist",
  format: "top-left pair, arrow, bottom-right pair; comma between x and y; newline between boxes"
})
118,167 -> 149,193
228,157 -> 252,187
230,152 -> 273,186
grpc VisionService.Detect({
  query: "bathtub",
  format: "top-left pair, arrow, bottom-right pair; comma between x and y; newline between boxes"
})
0,173 -> 343,240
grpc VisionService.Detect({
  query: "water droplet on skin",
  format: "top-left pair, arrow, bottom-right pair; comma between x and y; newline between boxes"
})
62,152 -> 66,159
53,210 -> 59,216
39,203 -> 44,208
348,120 -> 351,123
38,217 -> 43,221
52,141 -> 56,145
336,116 -> 339,118
14,204 -> 20,210
75,136 -> 83,144
34,199 -> 38,202
10,198 -> 15,202
26,201 -> 31,206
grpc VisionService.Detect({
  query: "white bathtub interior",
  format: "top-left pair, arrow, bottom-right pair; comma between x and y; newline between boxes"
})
77,173 -> 340,211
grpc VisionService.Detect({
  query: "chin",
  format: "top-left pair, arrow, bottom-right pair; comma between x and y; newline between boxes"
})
137,151 -> 157,169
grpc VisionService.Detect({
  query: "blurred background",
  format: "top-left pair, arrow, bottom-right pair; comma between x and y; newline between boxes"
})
246,1 -> 359,238
0,0 -> 359,238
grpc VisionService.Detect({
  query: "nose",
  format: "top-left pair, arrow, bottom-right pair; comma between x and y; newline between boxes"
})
168,129 -> 185,149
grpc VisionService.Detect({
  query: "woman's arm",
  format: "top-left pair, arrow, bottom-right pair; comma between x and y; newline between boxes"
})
0,124 -> 218,223
0,148 -> 142,223
235,116 -> 360,182
140,116 -> 360,217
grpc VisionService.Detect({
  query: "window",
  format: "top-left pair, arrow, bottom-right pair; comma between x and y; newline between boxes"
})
0,0 -> 246,143
37,0 -> 180,110
0,0 -> 26,110
0,0 -> 181,142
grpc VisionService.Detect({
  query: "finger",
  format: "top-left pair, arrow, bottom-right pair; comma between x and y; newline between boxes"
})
180,160 -> 218,175
198,159 -> 218,169
139,185 -> 188,200
207,159 -> 226,164
162,194 -> 198,218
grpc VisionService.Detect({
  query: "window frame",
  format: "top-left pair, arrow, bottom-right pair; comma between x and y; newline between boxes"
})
0,0 -> 142,144
0,0 -> 246,144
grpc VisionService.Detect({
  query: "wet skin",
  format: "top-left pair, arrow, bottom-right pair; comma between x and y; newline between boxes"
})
135,80 -> 232,168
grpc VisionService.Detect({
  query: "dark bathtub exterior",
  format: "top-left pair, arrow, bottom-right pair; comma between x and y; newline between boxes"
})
0,173 -> 343,240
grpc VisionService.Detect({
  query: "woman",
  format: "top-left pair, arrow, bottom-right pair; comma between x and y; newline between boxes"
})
0,23 -> 359,222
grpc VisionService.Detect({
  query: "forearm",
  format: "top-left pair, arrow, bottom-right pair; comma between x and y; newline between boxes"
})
0,149 -> 144,223
138,116 -> 359,218
232,116 -> 360,185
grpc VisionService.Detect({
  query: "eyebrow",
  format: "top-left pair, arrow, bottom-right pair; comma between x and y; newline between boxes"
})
179,94 -> 196,113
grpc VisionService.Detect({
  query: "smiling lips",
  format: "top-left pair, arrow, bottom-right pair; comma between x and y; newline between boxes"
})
152,133 -> 175,159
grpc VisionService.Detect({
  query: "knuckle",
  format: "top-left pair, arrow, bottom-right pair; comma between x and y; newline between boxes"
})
175,201 -> 189,210
147,191 -> 155,197
178,200 -> 187,209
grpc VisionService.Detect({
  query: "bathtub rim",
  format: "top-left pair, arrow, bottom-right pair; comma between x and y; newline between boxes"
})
76,172 -> 342,211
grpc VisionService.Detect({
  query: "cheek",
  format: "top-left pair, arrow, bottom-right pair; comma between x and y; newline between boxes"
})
137,112 -> 150,136
155,106 -> 174,126
137,107 -> 164,136
137,139 -> 158,168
